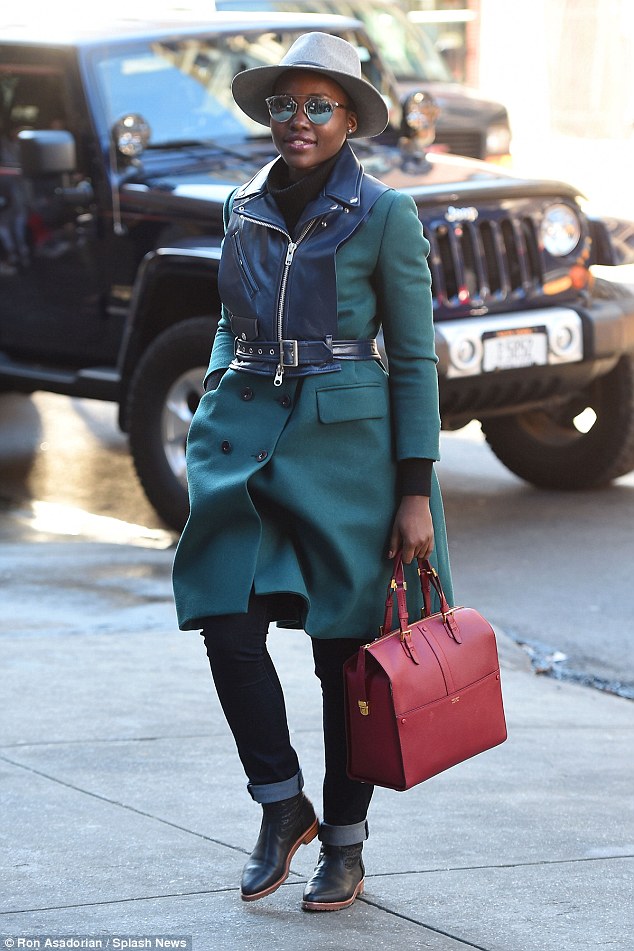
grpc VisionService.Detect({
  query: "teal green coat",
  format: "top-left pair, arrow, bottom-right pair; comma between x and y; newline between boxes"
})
172,182 -> 453,638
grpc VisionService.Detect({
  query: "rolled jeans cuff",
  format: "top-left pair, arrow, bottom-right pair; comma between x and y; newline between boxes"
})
247,768 -> 304,804
319,820 -> 368,846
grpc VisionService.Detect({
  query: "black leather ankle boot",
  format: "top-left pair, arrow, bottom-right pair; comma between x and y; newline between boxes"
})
240,792 -> 318,901
301,843 -> 365,911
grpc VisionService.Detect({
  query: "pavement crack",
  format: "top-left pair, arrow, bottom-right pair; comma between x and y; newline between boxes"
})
358,895 -> 493,950
365,853 -> 634,877
0,752 -> 250,858
0,886 -> 239,917
0,732 -> 213,749
0,728 -> 328,750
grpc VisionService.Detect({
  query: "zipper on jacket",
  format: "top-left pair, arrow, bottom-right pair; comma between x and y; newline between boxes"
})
273,220 -> 316,385
239,212 -> 318,386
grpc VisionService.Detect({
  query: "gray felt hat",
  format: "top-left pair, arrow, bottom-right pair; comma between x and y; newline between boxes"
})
231,32 -> 389,139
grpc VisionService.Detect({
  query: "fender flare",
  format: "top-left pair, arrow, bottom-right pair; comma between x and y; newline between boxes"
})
118,244 -> 222,411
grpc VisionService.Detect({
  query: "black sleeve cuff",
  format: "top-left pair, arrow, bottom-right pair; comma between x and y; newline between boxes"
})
397,458 -> 433,497
204,369 -> 227,392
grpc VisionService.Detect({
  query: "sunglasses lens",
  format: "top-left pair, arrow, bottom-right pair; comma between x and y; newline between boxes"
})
267,96 -> 296,122
305,98 -> 335,124
266,95 -> 340,124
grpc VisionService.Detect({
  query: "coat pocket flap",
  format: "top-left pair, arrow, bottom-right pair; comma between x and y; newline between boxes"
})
316,383 -> 388,424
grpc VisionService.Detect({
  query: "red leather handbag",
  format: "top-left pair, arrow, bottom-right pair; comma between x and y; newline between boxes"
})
344,556 -> 507,791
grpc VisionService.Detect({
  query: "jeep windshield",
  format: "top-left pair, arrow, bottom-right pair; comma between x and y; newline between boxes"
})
215,1 -> 454,83
90,26 -> 391,148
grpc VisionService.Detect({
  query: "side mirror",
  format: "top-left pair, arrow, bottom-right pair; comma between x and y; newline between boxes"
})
17,129 -> 93,208
18,129 -> 77,177
400,91 -> 441,149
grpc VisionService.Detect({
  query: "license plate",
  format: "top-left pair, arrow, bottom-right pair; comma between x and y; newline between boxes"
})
482,327 -> 548,372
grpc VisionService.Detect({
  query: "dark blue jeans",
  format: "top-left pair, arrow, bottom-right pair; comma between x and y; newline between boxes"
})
201,595 -> 374,826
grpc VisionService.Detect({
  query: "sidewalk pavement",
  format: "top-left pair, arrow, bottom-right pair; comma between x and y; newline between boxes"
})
0,540 -> 632,951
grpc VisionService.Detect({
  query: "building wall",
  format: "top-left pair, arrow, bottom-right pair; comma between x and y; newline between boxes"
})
476,0 -> 634,140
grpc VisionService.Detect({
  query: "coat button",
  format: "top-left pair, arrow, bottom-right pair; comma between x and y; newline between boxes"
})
221,441 -> 232,454
241,387 -> 254,401
280,395 -> 291,409
256,450 -> 268,462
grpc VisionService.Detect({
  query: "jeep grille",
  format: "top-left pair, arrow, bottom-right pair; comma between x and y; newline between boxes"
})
428,216 -> 542,309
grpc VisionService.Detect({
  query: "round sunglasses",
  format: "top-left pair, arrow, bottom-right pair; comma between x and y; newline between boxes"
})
265,94 -> 349,125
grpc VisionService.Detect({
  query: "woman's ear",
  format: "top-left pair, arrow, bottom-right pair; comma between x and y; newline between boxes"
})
346,112 -> 358,135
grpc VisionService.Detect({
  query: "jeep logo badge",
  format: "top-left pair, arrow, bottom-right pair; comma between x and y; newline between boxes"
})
445,205 -> 479,223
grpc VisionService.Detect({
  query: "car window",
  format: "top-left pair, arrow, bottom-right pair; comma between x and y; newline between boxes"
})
216,0 -> 453,83
352,6 -> 451,82
94,40 -> 256,142
90,28 -> 392,146
0,66 -> 69,148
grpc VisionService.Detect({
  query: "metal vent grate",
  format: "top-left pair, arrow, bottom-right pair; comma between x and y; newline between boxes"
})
434,130 -> 484,159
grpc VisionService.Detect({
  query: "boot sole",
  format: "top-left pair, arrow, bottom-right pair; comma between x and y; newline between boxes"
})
240,817 -> 319,902
301,878 -> 365,912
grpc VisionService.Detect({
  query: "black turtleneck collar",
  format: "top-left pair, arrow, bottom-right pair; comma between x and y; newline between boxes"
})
267,148 -> 343,238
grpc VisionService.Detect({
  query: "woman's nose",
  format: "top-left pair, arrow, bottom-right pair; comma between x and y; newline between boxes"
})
289,106 -> 310,130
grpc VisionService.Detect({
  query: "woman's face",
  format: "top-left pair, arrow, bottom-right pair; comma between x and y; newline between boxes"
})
269,70 -> 358,181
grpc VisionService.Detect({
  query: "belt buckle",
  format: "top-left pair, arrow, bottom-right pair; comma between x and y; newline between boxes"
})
281,339 -> 299,367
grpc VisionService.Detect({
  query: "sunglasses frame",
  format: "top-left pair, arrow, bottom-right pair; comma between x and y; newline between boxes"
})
265,94 -> 349,125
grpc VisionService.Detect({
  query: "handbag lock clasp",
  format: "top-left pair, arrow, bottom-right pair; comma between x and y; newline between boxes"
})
358,700 -> 370,716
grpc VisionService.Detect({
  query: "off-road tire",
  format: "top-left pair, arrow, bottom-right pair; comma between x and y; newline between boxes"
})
127,316 -> 215,530
481,355 -> 634,489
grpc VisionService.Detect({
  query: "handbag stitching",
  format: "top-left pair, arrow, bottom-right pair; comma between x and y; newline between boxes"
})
414,623 -> 457,694
393,667 -> 502,718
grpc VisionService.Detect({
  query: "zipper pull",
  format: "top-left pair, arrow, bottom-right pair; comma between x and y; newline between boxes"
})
274,364 -> 284,387
285,241 -> 297,266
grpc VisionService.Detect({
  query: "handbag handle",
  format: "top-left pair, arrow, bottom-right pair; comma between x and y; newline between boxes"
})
380,554 -> 409,636
381,554 -> 460,644
418,560 -> 452,619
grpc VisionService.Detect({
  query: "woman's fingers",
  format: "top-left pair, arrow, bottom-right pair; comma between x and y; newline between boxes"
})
388,496 -> 434,562
389,535 -> 434,564
415,535 -> 435,562
403,533 -> 434,564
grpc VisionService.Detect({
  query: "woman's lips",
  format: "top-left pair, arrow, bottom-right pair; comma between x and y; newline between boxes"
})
284,137 -> 316,152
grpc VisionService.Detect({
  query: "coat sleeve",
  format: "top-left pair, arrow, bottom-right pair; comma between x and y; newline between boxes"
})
373,190 -> 440,462
206,190 -> 238,378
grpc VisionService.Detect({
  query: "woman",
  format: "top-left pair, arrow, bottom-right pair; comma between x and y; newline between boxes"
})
172,32 -> 453,912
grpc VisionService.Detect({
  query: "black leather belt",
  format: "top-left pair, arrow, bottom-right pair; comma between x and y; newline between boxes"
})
234,338 -> 380,366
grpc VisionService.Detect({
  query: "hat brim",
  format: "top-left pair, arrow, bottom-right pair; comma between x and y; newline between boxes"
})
231,64 -> 389,139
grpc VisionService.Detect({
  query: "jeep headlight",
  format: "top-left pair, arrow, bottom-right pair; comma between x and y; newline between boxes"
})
540,203 -> 582,257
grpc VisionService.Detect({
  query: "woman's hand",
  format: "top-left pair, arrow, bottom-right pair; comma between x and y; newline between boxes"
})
388,495 -> 434,564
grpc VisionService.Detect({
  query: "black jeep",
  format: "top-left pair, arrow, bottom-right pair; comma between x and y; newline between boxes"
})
1,11 -> 633,529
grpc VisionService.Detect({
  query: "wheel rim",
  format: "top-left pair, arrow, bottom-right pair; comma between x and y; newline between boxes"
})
517,402 -> 598,447
161,367 -> 205,487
